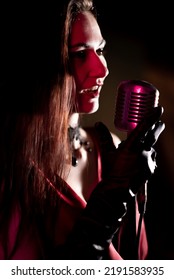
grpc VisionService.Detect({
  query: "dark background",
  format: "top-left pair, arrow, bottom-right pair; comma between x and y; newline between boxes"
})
1,1 -> 174,259
82,1 -> 174,259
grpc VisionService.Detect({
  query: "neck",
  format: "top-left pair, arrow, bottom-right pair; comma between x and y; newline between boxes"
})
68,114 -> 92,167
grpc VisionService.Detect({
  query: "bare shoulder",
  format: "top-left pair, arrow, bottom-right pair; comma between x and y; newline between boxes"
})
110,132 -> 121,148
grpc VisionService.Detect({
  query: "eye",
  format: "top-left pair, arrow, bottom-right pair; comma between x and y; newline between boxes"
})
69,50 -> 86,59
96,48 -> 106,56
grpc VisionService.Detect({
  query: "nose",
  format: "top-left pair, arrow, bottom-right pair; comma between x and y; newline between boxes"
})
88,52 -> 109,80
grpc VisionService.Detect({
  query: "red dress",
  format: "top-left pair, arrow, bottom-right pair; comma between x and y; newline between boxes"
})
52,128 -> 148,260
0,130 -> 148,259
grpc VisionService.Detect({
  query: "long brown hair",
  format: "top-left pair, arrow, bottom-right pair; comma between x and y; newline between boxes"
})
0,0 -> 96,257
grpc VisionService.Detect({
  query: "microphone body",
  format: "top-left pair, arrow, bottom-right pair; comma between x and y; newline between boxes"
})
114,80 -> 160,216
114,80 -> 160,258
114,80 -> 159,133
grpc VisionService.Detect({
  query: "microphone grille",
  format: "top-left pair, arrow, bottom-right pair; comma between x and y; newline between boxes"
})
114,80 -> 159,132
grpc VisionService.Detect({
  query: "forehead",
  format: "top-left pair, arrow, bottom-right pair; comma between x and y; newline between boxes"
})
70,11 -> 103,46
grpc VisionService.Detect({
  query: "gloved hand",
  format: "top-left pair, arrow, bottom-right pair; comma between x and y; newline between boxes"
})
94,106 -> 165,195
56,106 -> 165,260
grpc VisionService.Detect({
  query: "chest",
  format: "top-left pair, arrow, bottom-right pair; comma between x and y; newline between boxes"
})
66,140 -> 100,202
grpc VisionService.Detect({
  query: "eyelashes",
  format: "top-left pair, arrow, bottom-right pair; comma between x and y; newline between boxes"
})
69,50 -> 87,59
69,47 -> 106,60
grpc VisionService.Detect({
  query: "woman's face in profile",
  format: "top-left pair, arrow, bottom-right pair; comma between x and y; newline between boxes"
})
69,11 -> 109,114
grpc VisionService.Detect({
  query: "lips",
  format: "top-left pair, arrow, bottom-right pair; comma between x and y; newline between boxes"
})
79,85 -> 99,94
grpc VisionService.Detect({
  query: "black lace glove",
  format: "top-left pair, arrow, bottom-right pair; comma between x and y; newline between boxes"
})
55,106 -> 165,260
94,106 -> 165,195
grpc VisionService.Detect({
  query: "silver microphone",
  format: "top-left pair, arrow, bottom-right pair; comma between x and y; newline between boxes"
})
114,80 -> 159,133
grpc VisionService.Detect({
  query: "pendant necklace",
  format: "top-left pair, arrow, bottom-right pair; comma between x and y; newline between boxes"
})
68,126 -> 92,167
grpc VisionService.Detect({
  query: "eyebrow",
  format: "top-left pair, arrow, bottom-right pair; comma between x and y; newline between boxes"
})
69,38 -> 106,51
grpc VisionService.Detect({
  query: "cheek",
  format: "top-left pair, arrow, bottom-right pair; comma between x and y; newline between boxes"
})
70,62 -> 85,89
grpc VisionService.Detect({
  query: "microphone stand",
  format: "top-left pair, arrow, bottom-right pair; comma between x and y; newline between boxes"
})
127,195 -> 138,259
123,182 -> 147,260
125,133 -> 148,260
136,181 -> 148,256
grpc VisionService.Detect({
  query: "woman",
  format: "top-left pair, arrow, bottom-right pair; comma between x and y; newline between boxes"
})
0,0 -> 164,259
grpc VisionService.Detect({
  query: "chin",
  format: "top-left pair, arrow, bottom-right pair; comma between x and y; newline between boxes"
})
79,100 -> 99,114
81,105 -> 99,114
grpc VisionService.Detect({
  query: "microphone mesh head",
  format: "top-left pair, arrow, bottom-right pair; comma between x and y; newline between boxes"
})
114,80 -> 159,132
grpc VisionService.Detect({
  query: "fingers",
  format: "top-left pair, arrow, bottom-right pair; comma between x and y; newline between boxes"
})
123,106 -> 164,151
143,120 -> 165,150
